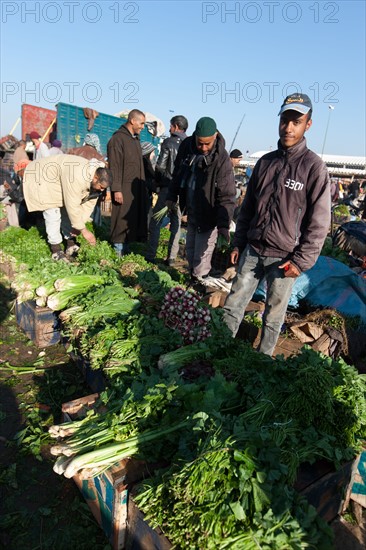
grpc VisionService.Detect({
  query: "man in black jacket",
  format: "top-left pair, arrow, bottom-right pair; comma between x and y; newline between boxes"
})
167,116 -> 236,281
223,93 -> 331,356
145,115 -> 188,265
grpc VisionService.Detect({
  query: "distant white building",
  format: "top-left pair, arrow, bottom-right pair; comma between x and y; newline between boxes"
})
240,152 -> 366,179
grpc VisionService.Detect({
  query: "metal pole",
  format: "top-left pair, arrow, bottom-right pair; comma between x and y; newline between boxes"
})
229,114 -> 246,152
321,106 -> 334,159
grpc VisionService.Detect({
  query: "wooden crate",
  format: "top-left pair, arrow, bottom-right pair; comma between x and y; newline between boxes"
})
125,495 -> 172,550
124,459 -> 355,550
15,299 -> 60,347
295,459 -> 354,522
67,349 -> 106,393
204,289 -> 228,308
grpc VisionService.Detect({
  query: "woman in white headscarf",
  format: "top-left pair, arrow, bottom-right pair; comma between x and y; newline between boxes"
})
68,133 -> 105,162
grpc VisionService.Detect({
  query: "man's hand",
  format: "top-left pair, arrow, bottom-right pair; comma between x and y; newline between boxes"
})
230,247 -> 240,265
279,260 -> 300,278
114,191 -> 123,204
81,228 -> 96,246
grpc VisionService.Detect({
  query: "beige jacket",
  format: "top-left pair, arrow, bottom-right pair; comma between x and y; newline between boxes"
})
23,155 -> 104,230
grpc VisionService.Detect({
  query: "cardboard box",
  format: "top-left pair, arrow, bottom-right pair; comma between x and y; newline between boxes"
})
73,463 -> 128,549
61,395 -> 161,549
62,394 -> 128,549
15,299 -> 60,347
342,450 -> 366,515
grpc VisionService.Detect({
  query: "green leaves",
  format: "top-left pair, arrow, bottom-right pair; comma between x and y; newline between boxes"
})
229,500 -> 246,521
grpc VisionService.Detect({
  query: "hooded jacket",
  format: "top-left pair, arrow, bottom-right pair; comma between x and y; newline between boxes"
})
167,131 -> 236,232
107,124 -> 148,243
233,138 -> 330,272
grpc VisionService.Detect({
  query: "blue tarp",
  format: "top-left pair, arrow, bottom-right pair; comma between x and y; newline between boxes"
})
254,256 -> 366,324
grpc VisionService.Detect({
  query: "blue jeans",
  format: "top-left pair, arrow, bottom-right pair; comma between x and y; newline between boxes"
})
145,187 -> 181,261
223,245 -> 295,356
113,242 -> 129,257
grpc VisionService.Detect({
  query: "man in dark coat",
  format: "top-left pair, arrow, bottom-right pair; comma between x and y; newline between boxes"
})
167,116 -> 236,281
107,109 -> 148,255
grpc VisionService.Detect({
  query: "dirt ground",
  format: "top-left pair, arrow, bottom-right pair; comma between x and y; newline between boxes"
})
0,267 -> 365,549
0,276 -> 112,550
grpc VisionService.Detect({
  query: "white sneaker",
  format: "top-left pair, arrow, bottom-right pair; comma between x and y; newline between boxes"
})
52,251 -> 71,263
65,244 -> 80,257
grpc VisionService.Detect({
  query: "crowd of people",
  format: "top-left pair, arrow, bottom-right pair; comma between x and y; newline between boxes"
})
1,94 -> 365,355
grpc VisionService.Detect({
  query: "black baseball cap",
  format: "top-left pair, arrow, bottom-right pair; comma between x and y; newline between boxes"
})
278,93 -> 313,116
230,149 -> 243,159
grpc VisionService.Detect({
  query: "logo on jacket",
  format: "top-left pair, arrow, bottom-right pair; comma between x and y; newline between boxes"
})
285,179 -> 304,191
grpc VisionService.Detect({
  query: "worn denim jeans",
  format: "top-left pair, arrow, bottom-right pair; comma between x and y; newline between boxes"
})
113,242 -> 130,257
43,207 -> 72,245
186,222 -> 218,278
146,187 -> 181,261
223,245 -> 295,356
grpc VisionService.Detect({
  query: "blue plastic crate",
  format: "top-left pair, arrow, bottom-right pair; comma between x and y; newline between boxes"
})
56,102 -> 159,156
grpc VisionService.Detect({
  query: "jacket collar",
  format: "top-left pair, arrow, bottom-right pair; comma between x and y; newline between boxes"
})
277,137 -> 308,160
171,131 -> 187,140
119,124 -> 140,139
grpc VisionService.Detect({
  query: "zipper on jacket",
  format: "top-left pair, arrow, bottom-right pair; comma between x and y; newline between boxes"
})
261,165 -> 283,241
295,207 -> 302,244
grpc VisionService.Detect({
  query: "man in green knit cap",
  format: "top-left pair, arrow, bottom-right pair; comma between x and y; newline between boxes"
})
166,117 -> 236,288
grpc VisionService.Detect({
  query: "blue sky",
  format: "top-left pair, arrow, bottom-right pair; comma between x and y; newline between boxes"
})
1,0 -> 365,156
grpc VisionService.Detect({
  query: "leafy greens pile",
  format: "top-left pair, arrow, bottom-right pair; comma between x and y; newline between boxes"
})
2,225 -> 366,549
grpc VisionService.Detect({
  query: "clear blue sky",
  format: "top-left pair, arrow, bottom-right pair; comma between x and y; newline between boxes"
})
1,0 -> 365,156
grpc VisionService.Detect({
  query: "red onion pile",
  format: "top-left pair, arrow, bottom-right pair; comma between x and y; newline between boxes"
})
159,287 -> 212,344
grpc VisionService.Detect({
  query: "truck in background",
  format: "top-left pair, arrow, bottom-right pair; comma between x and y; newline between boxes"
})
21,104 -> 57,143
22,102 -> 161,155
2,102 -> 162,170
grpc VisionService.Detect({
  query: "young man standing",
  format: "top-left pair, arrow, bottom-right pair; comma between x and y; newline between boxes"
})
145,115 -> 188,266
229,149 -> 243,168
223,93 -> 331,356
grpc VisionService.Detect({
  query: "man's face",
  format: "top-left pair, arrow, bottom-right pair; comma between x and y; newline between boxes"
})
91,175 -> 106,192
231,157 -> 241,168
130,115 -> 145,135
195,133 -> 217,156
279,111 -> 312,148
169,123 -> 178,135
